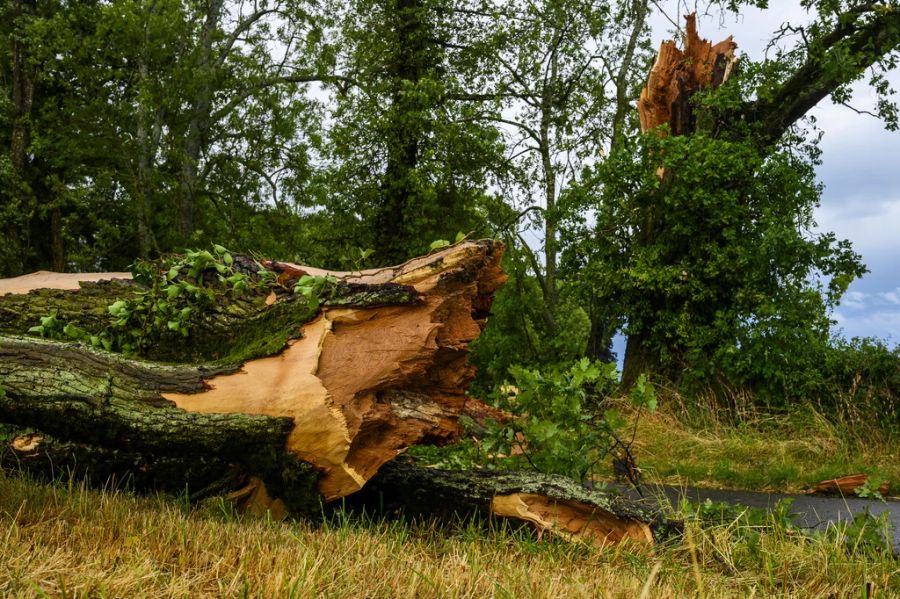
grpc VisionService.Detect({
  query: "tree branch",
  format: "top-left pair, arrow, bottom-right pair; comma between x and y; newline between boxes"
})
744,5 -> 900,146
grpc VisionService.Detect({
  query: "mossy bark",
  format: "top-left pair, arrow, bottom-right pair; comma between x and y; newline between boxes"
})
350,458 -> 679,543
0,265 -> 422,515
0,242 -> 506,518
0,278 -> 418,365
0,335 -> 325,515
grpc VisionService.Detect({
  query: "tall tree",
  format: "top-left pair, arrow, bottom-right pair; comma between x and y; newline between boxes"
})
322,0 -> 502,265
0,0 -> 333,274
575,2 -> 900,388
455,0 -> 651,370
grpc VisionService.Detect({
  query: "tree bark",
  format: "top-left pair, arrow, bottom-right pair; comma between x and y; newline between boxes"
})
375,0 -> 429,264
4,0 -> 37,276
177,0 -> 224,243
351,458 -> 676,548
0,240 -> 505,499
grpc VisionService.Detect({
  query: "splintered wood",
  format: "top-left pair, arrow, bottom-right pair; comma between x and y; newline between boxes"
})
159,241 -> 506,499
638,13 -> 737,135
491,493 -> 653,549
812,474 -> 890,497
0,241 -> 505,501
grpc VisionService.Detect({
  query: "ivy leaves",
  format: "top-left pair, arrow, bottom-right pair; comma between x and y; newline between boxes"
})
25,244 -> 340,357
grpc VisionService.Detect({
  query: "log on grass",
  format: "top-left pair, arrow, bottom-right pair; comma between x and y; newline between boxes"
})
0,240 -> 670,545
0,240 -> 505,506
354,458 -> 678,549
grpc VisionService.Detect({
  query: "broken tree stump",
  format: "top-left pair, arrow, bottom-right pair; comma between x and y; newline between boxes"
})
638,12 -> 738,136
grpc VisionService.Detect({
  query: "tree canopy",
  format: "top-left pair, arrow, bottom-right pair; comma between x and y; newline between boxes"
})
1,0 -> 898,402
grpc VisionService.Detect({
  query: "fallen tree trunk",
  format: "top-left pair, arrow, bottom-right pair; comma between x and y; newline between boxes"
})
353,458 -> 678,548
0,240 -> 670,546
0,241 -> 506,503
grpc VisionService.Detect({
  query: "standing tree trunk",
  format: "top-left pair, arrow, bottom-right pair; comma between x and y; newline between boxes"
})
374,0 -> 429,264
178,0 -> 224,244
5,0 -> 37,276
621,14 -> 737,387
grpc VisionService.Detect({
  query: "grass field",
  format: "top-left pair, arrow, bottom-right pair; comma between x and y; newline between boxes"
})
1,466 -> 898,598
621,403 -> 900,496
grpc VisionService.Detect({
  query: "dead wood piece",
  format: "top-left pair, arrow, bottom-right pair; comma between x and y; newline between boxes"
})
812,474 -> 890,497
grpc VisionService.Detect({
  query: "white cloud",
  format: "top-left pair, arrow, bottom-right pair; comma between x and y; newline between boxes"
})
840,290 -> 867,309
832,308 -> 900,342
816,196 -> 900,260
878,289 -> 900,306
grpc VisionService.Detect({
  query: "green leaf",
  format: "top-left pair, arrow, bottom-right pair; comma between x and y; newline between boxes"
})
28,325 -> 44,336
454,231 -> 466,243
108,300 -> 127,316
429,239 -> 450,250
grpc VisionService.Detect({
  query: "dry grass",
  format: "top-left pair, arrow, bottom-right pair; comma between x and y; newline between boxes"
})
1,468 -> 898,598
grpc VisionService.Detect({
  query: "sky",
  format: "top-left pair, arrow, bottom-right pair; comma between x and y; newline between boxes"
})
649,3 -> 900,346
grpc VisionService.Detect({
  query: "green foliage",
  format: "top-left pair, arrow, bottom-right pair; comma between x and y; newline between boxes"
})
293,274 -> 338,312
340,247 -> 375,273
854,478 -> 888,502
565,119 -> 867,396
24,244 -> 340,359
470,245 -> 591,391
416,359 -> 657,482
98,246 -> 248,353
321,0 -> 502,264
485,359 -> 621,479
26,312 -> 64,339
0,0 -> 328,275
25,245 -> 241,353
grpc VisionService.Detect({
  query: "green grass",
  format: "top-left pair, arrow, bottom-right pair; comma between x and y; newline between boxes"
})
1,468 -> 898,598
617,400 -> 900,495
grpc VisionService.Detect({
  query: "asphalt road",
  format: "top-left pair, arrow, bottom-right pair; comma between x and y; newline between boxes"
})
616,484 -> 900,549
